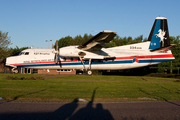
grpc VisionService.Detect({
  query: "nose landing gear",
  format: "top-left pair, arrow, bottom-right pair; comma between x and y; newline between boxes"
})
12,68 -> 18,73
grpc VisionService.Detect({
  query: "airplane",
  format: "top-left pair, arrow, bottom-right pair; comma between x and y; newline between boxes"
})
6,17 -> 175,75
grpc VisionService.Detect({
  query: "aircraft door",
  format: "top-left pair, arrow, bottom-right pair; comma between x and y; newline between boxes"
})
22,68 -> 32,74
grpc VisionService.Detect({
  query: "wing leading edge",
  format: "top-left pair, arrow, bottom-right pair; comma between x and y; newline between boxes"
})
78,30 -> 116,51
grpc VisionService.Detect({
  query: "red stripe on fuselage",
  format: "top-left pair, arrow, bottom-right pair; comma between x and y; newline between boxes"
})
10,54 -> 174,66
115,54 -> 174,60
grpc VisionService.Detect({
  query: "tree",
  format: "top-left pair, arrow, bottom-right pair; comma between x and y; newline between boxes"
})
73,35 -> 83,45
82,33 -> 93,44
58,36 -> 72,48
170,36 -> 180,74
132,35 -> 143,44
0,31 -> 11,59
104,41 -> 117,48
8,46 -> 29,56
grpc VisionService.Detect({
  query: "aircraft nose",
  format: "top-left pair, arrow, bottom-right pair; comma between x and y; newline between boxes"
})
6,57 -> 17,67
5,57 -> 10,66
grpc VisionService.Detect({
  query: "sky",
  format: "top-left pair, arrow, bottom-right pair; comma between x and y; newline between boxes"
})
0,0 -> 180,49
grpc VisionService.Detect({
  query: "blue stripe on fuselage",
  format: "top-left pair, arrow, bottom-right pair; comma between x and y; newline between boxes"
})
16,58 -> 174,68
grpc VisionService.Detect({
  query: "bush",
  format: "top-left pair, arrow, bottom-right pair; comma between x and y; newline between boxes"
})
146,73 -> 180,79
6,76 -> 44,80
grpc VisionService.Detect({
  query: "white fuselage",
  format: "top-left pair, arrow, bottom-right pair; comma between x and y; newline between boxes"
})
6,41 -> 175,71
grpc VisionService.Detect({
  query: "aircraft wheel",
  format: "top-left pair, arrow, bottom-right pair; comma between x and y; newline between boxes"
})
87,70 -> 92,76
13,69 -> 18,73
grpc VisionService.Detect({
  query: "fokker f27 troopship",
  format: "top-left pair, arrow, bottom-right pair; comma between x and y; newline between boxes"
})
6,17 -> 175,75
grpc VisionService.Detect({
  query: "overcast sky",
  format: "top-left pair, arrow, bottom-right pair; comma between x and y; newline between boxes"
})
1,0 -> 180,49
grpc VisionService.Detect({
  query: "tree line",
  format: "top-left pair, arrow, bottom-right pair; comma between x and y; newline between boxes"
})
1,31 -> 180,74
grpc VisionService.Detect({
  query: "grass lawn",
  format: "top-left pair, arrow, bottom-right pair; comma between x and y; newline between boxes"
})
0,74 -> 180,102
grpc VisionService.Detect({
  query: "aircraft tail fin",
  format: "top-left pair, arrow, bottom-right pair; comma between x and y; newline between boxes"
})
148,17 -> 170,50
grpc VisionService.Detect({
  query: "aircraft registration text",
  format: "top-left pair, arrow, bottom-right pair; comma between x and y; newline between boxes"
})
23,59 -> 54,63
130,46 -> 142,49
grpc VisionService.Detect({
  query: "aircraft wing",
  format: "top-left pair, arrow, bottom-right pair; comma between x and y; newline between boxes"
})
78,31 -> 116,51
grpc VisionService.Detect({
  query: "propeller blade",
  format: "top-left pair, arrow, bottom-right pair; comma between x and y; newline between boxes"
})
54,40 -> 59,63
55,40 -> 58,51
54,40 -> 62,67
54,53 -> 58,63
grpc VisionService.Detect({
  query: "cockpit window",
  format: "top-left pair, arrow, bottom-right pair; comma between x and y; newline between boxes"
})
25,52 -> 29,55
19,52 -> 25,55
19,52 -> 29,55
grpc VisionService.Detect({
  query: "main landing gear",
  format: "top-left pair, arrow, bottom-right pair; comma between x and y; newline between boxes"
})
79,57 -> 92,75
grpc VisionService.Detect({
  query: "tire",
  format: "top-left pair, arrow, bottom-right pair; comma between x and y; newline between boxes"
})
87,70 -> 92,76
14,69 -> 18,73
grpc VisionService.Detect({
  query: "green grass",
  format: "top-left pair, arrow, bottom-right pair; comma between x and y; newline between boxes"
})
0,73 -> 180,102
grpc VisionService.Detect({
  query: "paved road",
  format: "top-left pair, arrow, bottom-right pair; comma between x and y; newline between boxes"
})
0,101 -> 180,120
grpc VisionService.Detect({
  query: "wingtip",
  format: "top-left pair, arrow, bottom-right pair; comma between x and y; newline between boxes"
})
102,30 -> 116,34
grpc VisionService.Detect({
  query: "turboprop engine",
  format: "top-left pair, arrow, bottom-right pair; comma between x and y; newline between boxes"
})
54,40 -> 105,61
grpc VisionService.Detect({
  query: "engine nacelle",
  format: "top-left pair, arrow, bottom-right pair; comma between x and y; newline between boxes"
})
59,46 -> 79,57
59,46 -> 105,59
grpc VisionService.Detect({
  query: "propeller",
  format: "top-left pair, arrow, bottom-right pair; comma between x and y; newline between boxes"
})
54,40 -> 59,64
54,40 -> 62,67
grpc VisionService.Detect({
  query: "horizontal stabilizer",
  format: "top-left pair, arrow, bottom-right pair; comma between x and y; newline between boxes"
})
150,44 -> 176,52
